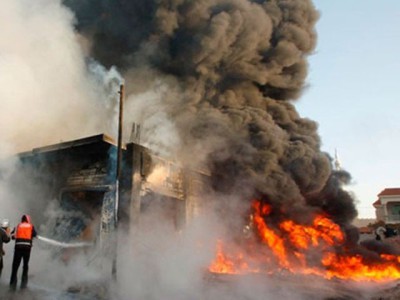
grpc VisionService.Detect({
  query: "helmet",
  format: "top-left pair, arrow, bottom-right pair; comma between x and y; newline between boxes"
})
1,219 -> 9,228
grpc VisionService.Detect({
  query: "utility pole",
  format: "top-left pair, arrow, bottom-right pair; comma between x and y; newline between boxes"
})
116,84 -> 124,224
116,85 -> 124,180
112,84 -> 124,278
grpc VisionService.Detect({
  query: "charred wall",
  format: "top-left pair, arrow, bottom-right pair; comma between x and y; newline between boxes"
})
122,142 -> 211,231
13,135 -> 115,230
8,134 -> 209,238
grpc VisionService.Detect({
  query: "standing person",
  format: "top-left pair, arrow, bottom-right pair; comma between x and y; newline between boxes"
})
0,219 -> 11,278
9,215 -> 37,290
375,225 -> 386,241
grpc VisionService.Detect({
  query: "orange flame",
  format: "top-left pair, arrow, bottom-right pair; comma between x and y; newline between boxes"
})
208,240 -> 251,274
209,200 -> 400,281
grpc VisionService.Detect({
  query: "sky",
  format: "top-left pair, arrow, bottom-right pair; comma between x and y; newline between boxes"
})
297,0 -> 400,219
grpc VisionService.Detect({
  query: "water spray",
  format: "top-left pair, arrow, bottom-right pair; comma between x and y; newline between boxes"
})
37,235 -> 93,248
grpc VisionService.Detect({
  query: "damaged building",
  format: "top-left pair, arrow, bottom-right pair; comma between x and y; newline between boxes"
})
11,133 -> 209,259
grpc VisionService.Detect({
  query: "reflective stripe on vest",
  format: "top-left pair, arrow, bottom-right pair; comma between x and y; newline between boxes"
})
16,223 -> 33,240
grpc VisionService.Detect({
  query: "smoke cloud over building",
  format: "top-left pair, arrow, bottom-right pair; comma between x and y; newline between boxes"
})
63,0 -> 357,226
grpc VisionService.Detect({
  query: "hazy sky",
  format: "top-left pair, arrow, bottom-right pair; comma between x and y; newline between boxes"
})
297,0 -> 400,218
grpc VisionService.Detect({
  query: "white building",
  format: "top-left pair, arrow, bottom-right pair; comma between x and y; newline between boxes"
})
373,188 -> 400,224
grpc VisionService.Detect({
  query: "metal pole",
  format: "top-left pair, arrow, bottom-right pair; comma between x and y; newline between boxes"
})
112,84 -> 124,278
115,84 -> 124,224
116,85 -> 124,185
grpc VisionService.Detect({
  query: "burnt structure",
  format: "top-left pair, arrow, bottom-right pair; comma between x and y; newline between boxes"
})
15,134 -> 209,249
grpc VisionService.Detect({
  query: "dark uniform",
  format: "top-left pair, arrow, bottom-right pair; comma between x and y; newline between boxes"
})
9,215 -> 37,290
0,224 -> 11,278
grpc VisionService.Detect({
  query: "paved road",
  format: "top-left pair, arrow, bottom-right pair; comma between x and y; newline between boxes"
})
0,282 -> 104,300
0,283 -> 70,300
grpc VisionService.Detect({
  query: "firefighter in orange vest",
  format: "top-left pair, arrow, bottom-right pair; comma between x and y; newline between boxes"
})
9,214 -> 37,290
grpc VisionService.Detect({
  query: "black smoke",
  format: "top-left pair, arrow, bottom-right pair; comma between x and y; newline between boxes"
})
63,0 -> 357,226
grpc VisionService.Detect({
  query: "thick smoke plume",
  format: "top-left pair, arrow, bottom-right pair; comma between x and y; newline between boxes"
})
63,0 -> 357,226
0,0 -> 121,156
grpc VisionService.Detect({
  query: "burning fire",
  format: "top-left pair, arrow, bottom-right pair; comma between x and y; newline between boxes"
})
209,200 -> 400,281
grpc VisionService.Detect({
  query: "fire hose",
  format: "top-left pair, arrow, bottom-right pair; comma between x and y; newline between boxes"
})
37,235 -> 93,248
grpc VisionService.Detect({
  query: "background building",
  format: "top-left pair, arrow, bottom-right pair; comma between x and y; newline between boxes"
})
373,188 -> 400,224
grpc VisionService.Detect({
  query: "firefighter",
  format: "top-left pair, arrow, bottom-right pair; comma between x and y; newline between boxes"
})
9,215 -> 37,290
0,219 -> 11,278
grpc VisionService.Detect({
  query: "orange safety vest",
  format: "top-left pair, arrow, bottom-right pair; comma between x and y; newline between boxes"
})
15,222 -> 33,240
